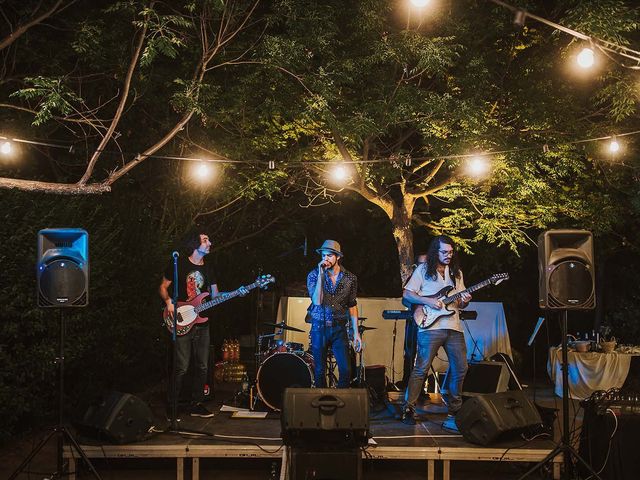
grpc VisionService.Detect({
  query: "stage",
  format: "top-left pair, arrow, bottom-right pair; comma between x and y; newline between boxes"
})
61,387 -> 562,480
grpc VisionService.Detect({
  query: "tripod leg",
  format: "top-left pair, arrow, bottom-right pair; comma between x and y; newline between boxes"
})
516,444 -> 563,480
8,429 -> 58,480
566,445 -> 603,480
61,427 -> 104,480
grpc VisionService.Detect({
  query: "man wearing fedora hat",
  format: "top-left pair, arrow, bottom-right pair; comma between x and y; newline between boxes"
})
307,239 -> 362,388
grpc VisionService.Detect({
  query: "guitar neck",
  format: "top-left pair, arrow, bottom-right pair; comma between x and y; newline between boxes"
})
194,281 -> 258,313
443,278 -> 492,305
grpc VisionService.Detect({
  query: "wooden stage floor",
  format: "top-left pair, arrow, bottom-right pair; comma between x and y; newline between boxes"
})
62,388 -> 562,480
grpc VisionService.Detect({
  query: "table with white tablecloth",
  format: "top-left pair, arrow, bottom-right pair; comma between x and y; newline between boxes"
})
547,348 -> 639,400
275,297 -> 513,379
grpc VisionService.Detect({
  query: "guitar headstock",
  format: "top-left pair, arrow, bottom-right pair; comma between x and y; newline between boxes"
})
489,273 -> 509,285
256,274 -> 275,289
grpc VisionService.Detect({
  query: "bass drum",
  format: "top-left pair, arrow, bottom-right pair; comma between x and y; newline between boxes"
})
257,352 -> 314,411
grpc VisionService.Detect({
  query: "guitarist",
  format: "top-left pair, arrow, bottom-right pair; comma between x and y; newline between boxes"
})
159,231 -> 248,418
401,235 -> 471,431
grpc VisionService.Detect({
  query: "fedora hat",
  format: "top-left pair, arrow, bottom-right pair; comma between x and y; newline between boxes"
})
315,239 -> 343,257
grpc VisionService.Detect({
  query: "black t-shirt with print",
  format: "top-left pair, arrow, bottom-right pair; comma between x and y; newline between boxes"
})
163,257 -> 217,306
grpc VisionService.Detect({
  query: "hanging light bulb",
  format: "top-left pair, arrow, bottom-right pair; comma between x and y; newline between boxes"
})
609,136 -> 620,154
576,48 -> 595,69
466,155 -> 490,177
0,141 -> 12,155
410,0 -> 431,7
194,162 -> 214,181
331,164 -> 348,182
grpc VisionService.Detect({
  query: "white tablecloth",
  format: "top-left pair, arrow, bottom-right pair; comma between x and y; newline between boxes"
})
547,347 -> 637,400
275,297 -> 512,378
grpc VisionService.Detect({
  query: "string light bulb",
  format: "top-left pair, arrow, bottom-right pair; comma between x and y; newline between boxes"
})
609,136 -> 620,154
1,141 -> 12,155
466,155 -> 489,177
194,162 -> 214,181
577,48 -> 595,69
331,164 -> 348,182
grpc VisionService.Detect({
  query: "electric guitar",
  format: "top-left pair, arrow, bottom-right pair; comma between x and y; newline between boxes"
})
413,273 -> 509,329
164,274 -> 275,336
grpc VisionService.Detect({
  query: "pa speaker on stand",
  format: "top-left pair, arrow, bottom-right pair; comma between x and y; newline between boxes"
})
37,228 -> 89,307
538,229 -> 595,310
517,230 -> 601,480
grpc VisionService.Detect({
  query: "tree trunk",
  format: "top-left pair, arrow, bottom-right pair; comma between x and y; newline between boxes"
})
391,203 -> 415,285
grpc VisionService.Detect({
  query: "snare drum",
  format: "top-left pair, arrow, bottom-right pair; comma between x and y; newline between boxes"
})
256,352 -> 314,411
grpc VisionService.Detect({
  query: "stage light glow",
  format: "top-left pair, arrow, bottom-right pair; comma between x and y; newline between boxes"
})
466,155 -> 489,177
1,141 -> 12,155
577,48 -> 595,69
609,136 -> 620,154
410,0 -> 431,7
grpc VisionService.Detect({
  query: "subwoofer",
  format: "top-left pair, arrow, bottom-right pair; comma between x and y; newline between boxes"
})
456,391 -> 542,445
538,229 -> 595,310
37,228 -> 89,307
77,392 -> 154,444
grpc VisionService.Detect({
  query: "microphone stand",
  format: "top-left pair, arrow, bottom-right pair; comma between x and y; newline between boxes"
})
168,252 -> 211,437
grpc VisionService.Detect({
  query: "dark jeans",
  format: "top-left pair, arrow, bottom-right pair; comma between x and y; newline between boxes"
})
169,323 -> 210,406
310,323 -> 352,388
405,329 -> 467,415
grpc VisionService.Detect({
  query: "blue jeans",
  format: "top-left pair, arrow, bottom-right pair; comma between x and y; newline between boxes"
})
405,329 -> 468,415
169,323 -> 210,406
310,323 -> 352,388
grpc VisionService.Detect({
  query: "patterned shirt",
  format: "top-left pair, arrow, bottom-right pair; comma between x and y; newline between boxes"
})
306,267 -> 358,326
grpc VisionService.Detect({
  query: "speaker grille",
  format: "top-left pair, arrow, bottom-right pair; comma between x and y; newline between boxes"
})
548,260 -> 594,308
39,259 -> 87,306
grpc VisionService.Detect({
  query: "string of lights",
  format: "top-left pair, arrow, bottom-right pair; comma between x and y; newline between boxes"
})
488,0 -> 640,69
2,130 -> 639,169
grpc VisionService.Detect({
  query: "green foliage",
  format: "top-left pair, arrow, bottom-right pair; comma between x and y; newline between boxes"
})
10,76 -> 83,125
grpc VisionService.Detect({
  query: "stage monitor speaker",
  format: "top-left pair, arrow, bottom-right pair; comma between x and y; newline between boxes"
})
77,391 -> 154,444
538,229 -> 595,310
462,361 -> 510,397
456,390 -> 542,445
281,388 -> 369,448
37,228 -> 89,307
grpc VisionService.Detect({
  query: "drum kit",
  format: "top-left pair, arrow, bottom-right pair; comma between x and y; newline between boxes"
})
253,318 -> 376,411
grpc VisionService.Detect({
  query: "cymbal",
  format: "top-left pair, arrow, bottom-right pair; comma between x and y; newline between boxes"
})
262,321 -> 304,333
358,325 -> 377,333
358,317 -> 367,321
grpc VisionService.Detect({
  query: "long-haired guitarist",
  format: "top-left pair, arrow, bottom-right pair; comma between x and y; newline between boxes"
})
159,231 -> 248,418
401,235 -> 471,430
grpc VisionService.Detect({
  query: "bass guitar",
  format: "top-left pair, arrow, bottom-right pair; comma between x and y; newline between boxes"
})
164,274 -> 275,336
414,273 -> 508,329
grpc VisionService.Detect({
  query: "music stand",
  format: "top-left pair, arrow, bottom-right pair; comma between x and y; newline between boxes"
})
517,310 -> 602,480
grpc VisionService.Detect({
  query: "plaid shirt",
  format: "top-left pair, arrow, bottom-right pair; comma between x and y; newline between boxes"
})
306,268 -> 358,326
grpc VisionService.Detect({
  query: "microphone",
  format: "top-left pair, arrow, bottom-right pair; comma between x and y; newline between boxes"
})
172,251 -> 180,259
303,236 -> 307,256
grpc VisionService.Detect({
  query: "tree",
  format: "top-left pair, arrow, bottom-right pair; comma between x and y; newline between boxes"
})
218,0 -> 640,281
0,0 -> 261,194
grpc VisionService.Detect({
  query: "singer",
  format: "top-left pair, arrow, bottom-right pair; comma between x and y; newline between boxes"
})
306,239 -> 362,388
159,231 -> 247,419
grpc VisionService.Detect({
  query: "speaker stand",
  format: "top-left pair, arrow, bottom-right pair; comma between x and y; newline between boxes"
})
516,310 -> 601,480
9,311 -> 102,480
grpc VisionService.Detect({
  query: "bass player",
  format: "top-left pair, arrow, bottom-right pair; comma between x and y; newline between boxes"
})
401,235 -> 471,430
159,231 -> 248,418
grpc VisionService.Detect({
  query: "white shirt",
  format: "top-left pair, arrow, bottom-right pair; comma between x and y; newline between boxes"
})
404,263 -> 466,332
